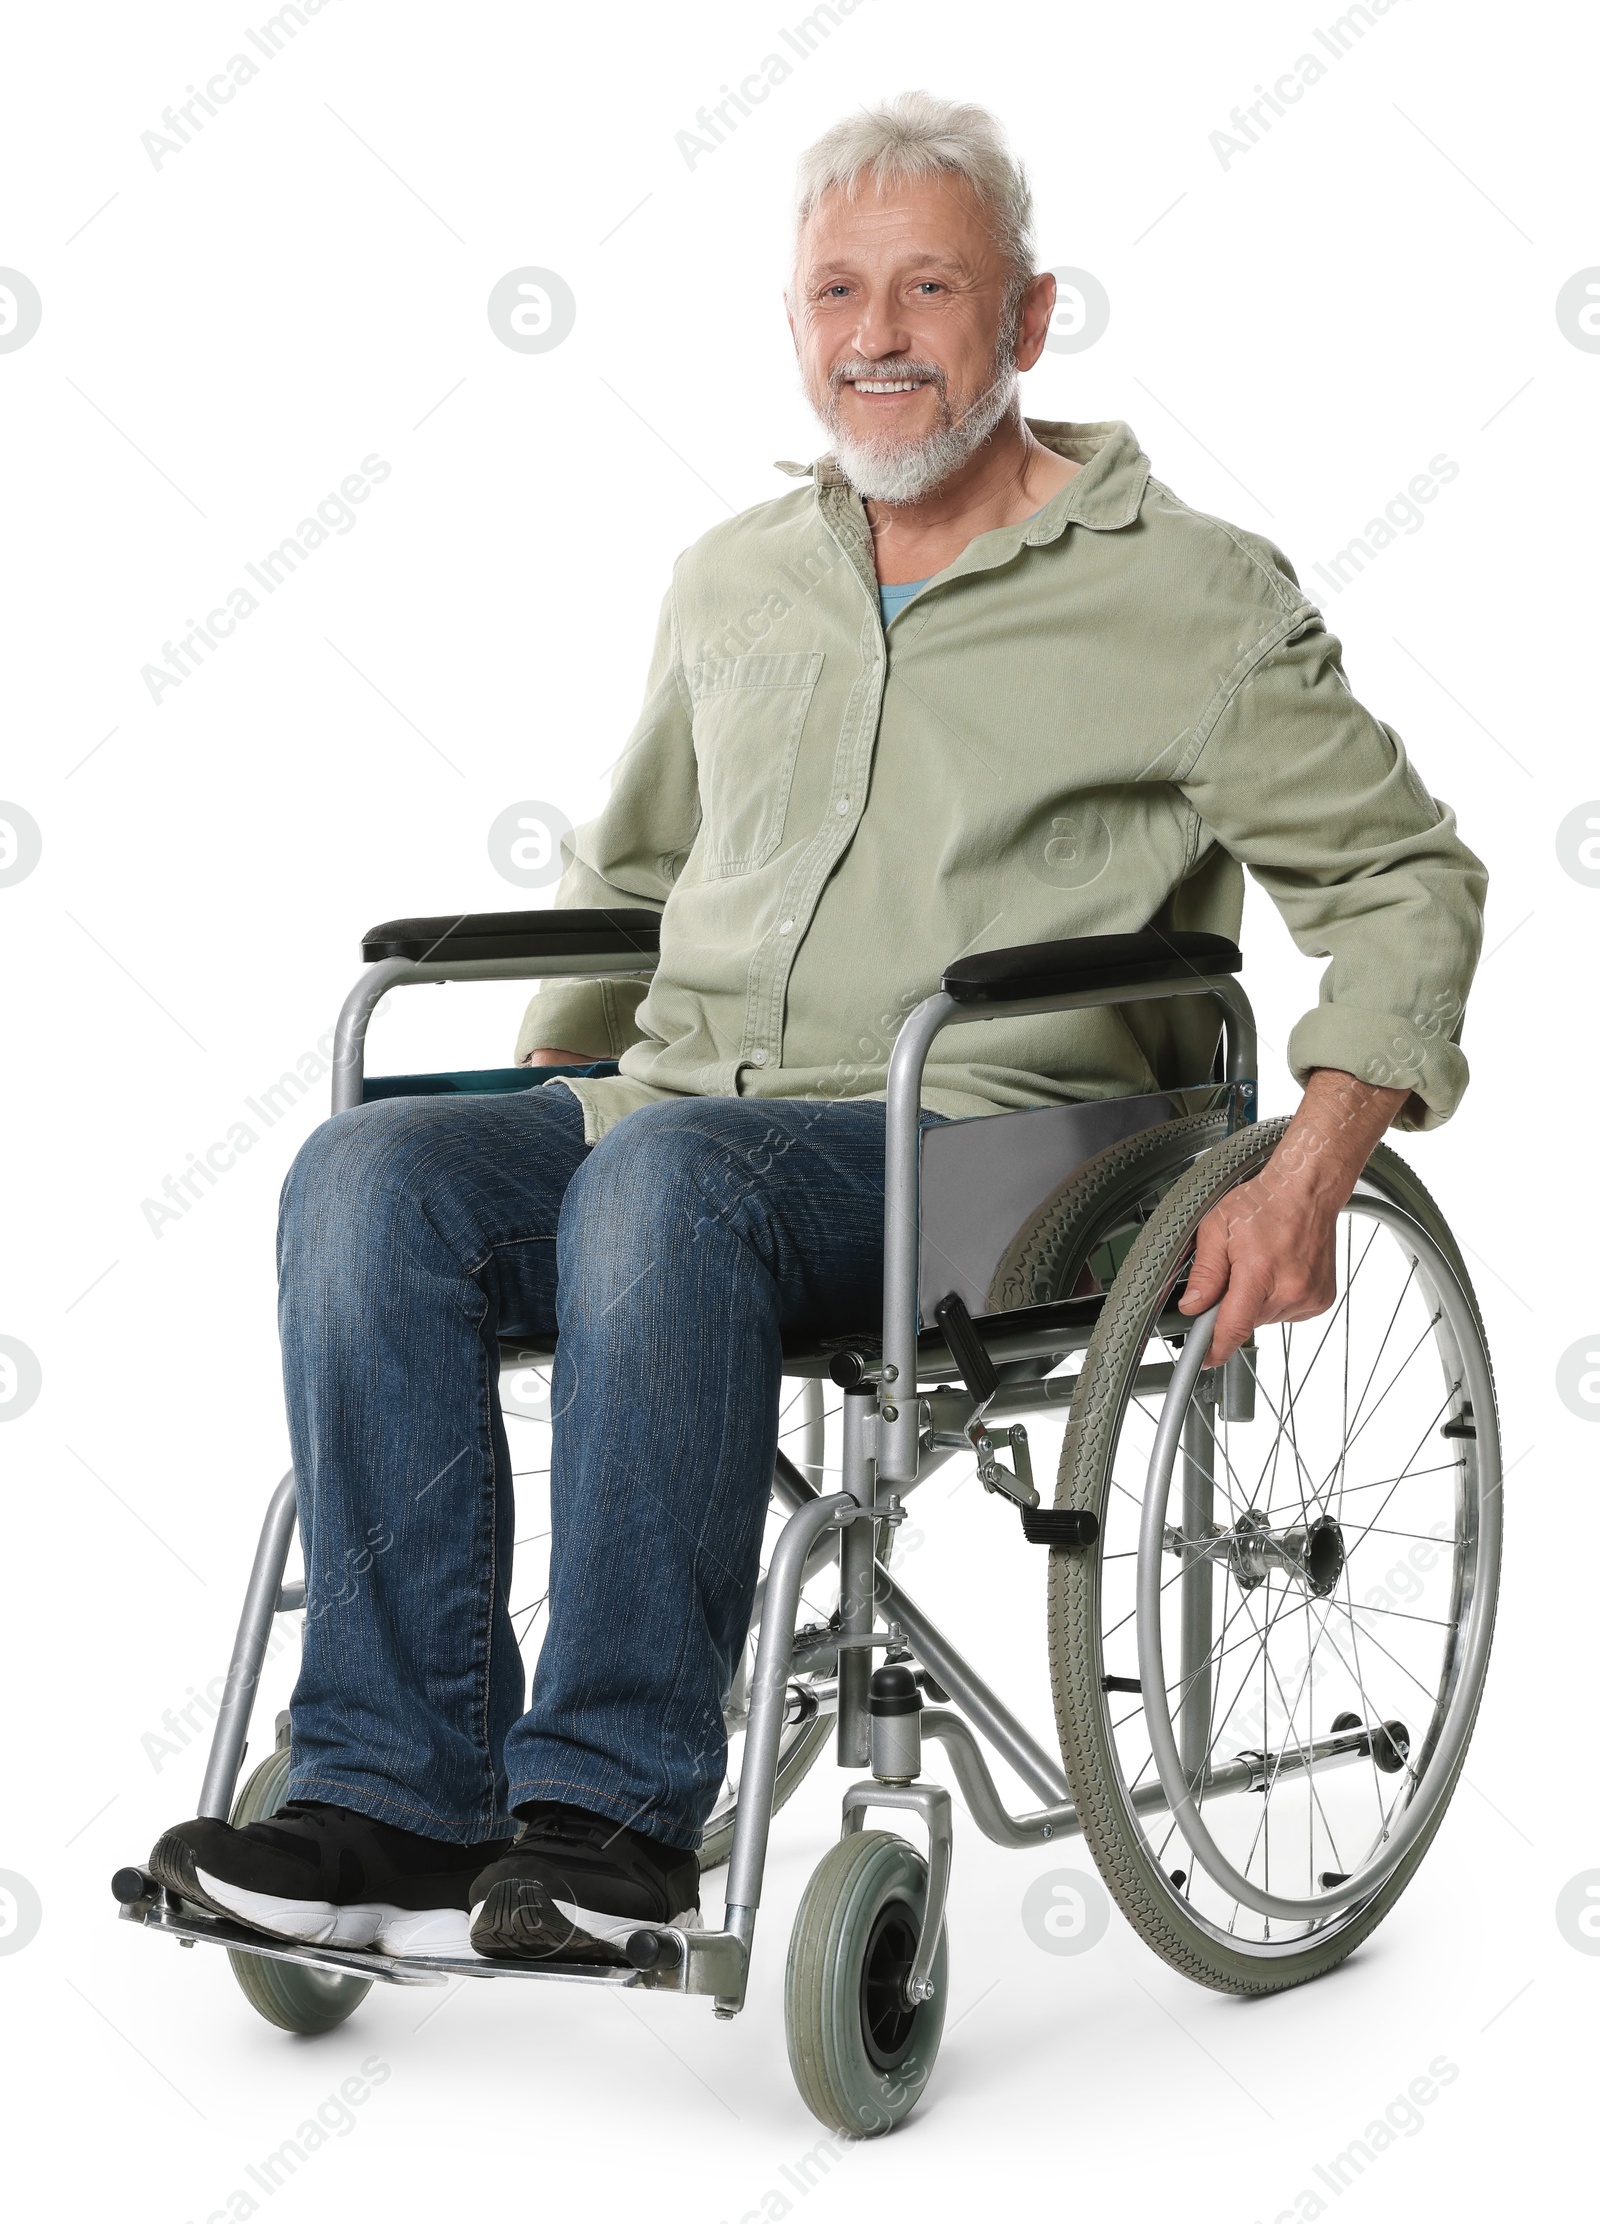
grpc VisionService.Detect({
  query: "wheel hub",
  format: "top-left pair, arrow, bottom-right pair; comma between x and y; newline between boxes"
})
858,1901 -> 921,2071
1225,1508 -> 1346,1598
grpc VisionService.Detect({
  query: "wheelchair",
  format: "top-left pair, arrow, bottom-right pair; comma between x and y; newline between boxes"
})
113,910 -> 1501,2138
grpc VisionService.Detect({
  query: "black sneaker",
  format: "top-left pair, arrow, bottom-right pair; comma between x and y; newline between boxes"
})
469,1801 -> 700,1965
149,1801 -> 513,1958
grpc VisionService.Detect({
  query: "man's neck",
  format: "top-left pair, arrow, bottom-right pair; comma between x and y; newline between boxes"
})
864,413 -> 1082,585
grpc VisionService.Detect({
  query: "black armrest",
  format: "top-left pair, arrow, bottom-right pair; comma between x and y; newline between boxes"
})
361,908 -> 661,965
942,930 -> 1241,1007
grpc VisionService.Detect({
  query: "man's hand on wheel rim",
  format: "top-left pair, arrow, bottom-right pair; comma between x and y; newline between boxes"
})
1177,1069 -> 1412,1366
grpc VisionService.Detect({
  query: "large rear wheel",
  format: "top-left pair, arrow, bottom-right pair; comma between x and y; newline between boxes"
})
986,1104 -> 1234,1313
1047,1121 -> 1500,1991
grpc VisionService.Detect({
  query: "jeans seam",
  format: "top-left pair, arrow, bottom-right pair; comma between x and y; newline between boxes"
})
471,1285 -> 505,1832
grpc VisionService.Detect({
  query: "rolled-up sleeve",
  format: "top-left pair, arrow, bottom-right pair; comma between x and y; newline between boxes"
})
514,585 -> 702,1063
1179,614 -> 1488,1130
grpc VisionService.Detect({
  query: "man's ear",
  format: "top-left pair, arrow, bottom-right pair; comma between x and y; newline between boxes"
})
1013,270 -> 1057,376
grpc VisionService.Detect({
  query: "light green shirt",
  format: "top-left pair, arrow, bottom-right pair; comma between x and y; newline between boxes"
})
518,419 -> 1486,1141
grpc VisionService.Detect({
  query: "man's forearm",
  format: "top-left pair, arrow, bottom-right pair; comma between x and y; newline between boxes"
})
1259,1067 -> 1411,1206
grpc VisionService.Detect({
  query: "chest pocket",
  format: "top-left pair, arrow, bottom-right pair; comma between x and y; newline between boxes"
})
685,650 -> 824,877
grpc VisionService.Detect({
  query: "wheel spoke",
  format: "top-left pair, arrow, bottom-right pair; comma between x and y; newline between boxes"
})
1314,1601 -> 1447,1714
1312,1305 -> 1439,1498
1327,1381 -> 1459,1559
1333,1256 -> 1421,1463
1233,1221 -> 1385,1518
1347,1601 -> 1458,1632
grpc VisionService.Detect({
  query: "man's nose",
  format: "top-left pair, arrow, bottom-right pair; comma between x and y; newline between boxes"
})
846,291 -> 915,363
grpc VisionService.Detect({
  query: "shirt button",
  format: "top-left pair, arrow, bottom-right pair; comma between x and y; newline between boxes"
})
778,918 -> 794,934
750,1049 -> 769,1067
835,798 -> 851,816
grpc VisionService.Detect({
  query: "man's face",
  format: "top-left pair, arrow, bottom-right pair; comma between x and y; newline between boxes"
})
789,172 -> 1043,500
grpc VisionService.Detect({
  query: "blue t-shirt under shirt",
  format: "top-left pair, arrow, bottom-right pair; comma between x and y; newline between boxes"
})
877,509 -> 1047,626
879,577 -> 932,625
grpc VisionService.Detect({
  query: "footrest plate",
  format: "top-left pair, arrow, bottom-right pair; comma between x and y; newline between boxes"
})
119,1895 -> 644,1986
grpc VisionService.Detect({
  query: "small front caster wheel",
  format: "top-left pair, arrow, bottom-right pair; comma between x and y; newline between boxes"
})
785,1830 -> 947,2137
226,1743 -> 371,2035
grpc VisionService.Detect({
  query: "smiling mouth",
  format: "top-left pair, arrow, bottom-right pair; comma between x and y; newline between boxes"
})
849,378 -> 928,395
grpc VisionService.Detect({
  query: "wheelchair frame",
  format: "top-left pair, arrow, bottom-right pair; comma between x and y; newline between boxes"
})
126,919 -> 1474,2041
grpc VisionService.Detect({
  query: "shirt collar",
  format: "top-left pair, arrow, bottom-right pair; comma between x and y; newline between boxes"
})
775,419 -> 1151,542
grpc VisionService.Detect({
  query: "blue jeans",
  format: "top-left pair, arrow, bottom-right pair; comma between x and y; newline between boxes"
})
278,1085 -> 916,1851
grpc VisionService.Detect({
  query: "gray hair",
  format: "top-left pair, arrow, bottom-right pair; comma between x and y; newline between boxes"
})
793,91 -> 1036,300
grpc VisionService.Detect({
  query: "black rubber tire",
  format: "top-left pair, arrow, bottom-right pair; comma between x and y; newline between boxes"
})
1047,1119 -> 1500,1995
785,1831 -> 948,2138
986,1108 -> 1233,1313
225,1743 -> 372,2035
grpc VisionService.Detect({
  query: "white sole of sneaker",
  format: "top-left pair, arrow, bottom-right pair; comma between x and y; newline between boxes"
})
195,1869 -> 481,1957
371,1906 -> 482,1959
557,1898 -> 702,1944
463,1892 -> 701,1946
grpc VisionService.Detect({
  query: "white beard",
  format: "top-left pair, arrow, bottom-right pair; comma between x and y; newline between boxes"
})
828,365 -> 1019,503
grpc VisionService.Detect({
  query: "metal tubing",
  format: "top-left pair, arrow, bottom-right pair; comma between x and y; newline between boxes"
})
879,970 -> 1255,1483
921,1361 -> 1173,1440
1224,1341 -> 1257,1423
198,1470 -> 299,1819
331,957 -> 415,1114
836,1389 -> 877,1767
771,1447 -> 818,1509
870,1702 -> 923,1784
747,1529 -> 839,1645
800,1378 -> 827,1489
329,949 -> 660,1115
1208,976 -> 1257,1087
919,1712 -> 1079,1845
873,1565 -> 1070,1806
1177,1388 -> 1216,1781
920,1709 -> 1381,1856
880,993 -> 960,1484
723,1494 -> 854,1920
745,1450 -> 834,1658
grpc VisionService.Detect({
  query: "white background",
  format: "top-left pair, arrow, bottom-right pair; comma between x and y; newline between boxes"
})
2,0 -> 1595,2216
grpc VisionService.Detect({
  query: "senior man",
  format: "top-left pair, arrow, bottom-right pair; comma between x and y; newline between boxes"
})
153,92 -> 1485,1963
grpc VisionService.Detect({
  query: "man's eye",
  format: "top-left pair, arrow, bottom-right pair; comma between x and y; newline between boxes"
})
914,282 -> 945,296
